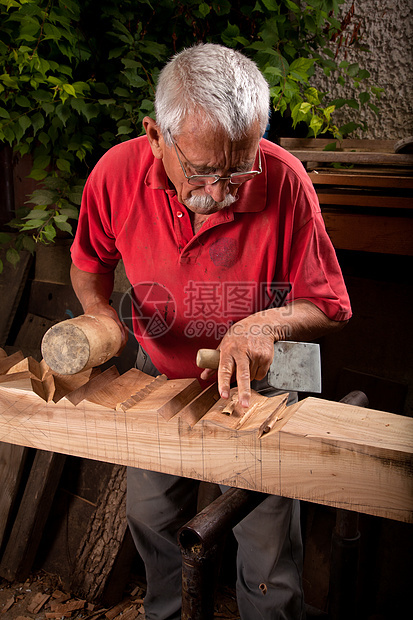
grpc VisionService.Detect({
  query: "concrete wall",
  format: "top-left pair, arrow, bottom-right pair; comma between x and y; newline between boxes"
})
314,0 -> 413,140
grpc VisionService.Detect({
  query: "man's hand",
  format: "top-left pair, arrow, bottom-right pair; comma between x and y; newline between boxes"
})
82,301 -> 129,354
200,301 -> 347,408
200,313 -> 277,408
70,263 -> 129,353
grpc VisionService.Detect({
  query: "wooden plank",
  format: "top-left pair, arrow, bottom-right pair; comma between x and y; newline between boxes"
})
289,151 -> 413,166
322,211 -> 413,255
0,449 -> 66,581
0,442 -> 29,551
0,383 -> 411,523
280,138 -> 396,152
309,172 -> 413,189
0,249 -> 32,348
316,193 -> 412,209
13,314 -> 56,356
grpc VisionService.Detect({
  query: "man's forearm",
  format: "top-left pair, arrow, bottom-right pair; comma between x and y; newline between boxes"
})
70,263 -> 128,351
70,263 -> 115,314
263,299 -> 348,342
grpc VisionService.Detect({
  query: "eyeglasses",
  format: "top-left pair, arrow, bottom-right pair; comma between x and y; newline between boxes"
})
168,130 -> 262,187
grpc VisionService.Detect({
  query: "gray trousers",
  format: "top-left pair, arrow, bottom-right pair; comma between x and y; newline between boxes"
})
126,347 -> 305,620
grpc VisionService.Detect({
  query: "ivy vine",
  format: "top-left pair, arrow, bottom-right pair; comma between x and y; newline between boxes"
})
0,0 -> 383,271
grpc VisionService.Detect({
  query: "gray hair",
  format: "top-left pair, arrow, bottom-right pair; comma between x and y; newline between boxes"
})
155,43 -> 270,145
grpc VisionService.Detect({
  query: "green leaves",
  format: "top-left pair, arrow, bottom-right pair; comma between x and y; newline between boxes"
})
0,0 -> 382,271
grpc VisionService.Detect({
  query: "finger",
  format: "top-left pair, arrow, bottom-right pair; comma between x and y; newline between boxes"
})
199,367 -> 217,381
115,321 -> 130,355
254,364 -> 269,381
217,354 -> 236,401
235,357 -> 252,408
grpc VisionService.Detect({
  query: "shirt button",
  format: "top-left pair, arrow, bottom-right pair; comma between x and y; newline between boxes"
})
176,211 -> 183,218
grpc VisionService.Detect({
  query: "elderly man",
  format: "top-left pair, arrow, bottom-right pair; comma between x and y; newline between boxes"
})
70,43 -> 351,620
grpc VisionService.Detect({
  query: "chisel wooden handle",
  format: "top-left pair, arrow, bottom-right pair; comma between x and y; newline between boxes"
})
41,314 -> 123,375
196,348 -> 221,370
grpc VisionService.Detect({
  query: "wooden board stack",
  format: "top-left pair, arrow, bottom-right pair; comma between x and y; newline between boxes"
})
0,348 -> 412,523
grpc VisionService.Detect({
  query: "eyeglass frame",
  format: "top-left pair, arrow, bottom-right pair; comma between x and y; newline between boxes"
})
167,129 -> 262,187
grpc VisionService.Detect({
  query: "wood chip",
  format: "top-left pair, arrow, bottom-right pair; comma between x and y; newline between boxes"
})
105,599 -> 134,619
27,591 -> 50,613
51,589 -> 69,599
1,595 -> 15,614
64,599 -> 86,612
47,598 -> 85,617
49,596 -> 78,611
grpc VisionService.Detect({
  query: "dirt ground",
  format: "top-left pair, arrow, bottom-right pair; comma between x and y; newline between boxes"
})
0,570 -> 240,620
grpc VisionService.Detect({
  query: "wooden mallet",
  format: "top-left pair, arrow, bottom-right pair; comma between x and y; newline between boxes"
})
41,314 -> 123,375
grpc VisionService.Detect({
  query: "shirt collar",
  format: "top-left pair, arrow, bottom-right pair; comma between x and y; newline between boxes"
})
144,144 -> 267,213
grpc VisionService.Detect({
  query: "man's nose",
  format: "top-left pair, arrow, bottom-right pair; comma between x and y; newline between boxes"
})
204,178 -> 230,202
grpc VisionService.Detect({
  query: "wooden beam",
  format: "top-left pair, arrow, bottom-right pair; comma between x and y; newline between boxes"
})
322,211 -> 413,255
0,379 -> 411,524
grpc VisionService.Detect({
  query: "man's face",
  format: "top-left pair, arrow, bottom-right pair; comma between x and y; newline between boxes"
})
145,116 -> 262,215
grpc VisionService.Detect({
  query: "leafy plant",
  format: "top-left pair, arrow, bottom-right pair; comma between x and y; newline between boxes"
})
0,0 -> 383,271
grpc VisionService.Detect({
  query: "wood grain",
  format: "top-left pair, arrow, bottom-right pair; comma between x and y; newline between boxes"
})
0,382 -> 411,523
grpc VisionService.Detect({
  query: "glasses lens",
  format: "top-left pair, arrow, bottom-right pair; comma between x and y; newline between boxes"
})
187,176 -> 217,186
229,173 -> 257,185
187,172 -> 258,187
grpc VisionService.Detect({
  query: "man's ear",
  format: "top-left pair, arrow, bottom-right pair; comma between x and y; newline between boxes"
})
143,117 -> 164,159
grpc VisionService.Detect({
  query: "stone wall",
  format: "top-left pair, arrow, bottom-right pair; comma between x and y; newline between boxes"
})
314,0 -> 413,140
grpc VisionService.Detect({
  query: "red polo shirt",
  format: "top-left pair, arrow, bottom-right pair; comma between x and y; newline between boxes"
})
71,136 -> 351,379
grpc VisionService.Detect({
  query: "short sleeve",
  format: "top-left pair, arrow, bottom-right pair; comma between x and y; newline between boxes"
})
70,173 -> 121,274
285,211 -> 351,321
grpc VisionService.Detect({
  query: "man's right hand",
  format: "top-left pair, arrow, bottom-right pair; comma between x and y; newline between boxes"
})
83,302 -> 129,354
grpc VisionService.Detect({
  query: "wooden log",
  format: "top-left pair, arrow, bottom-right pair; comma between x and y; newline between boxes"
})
70,464 -> 135,604
0,382 -> 411,523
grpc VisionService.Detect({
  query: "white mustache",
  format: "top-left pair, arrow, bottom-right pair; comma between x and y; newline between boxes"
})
186,193 -> 238,211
